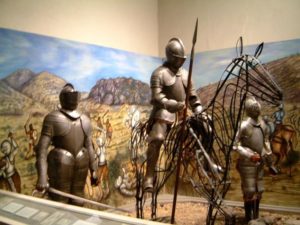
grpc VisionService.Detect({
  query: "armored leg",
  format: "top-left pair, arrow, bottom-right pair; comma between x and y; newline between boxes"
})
47,149 -> 75,203
244,200 -> 254,223
143,141 -> 162,192
243,188 -> 256,223
253,193 -> 262,219
143,121 -> 167,192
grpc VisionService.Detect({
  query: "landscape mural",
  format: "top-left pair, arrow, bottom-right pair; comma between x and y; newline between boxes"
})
0,28 -> 299,209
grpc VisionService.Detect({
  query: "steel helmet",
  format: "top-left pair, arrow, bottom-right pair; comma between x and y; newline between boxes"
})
165,38 -> 187,70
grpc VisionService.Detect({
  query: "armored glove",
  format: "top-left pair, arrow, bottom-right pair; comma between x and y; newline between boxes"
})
36,177 -> 49,191
90,170 -> 99,186
250,153 -> 261,163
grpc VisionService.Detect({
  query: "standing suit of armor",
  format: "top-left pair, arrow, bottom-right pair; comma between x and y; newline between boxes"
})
235,97 -> 274,222
143,38 -> 202,192
36,83 -> 97,205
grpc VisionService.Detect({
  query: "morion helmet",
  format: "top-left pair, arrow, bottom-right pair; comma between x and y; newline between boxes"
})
165,38 -> 187,70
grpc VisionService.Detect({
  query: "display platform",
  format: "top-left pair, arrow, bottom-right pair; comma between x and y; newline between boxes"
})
0,190 -> 164,225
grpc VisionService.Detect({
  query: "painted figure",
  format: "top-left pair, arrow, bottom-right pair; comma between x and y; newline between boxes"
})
35,83 -> 98,205
125,105 -> 140,129
105,118 -> 113,146
114,162 -> 136,197
235,97 -> 277,222
24,114 -> 38,159
273,103 -> 285,128
143,38 -> 202,192
0,132 -> 21,193
95,128 -> 109,195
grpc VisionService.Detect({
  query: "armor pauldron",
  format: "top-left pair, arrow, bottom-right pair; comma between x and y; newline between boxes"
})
80,114 -> 92,137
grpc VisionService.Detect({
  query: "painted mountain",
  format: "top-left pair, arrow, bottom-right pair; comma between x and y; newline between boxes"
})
21,71 -> 67,110
2,69 -> 67,111
0,80 -> 46,115
2,69 -> 36,91
1,69 -> 151,113
88,77 -> 151,105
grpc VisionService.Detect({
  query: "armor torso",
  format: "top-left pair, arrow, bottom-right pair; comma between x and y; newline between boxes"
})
150,66 -> 188,122
239,118 -> 265,155
161,68 -> 187,102
41,110 -> 90,157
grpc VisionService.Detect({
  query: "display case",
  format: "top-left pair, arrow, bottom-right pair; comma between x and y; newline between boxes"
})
0,190 -> 163,225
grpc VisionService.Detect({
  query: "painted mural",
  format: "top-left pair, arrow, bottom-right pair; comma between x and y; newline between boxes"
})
0,28 -> 299,209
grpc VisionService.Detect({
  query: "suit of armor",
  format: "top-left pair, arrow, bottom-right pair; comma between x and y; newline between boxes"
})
144,38 -> 202,192
36,84 -> 97,206
235,97 -> 275,222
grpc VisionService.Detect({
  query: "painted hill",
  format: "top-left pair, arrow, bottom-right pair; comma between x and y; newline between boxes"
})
88,77 -> 151,105
266,55 -> 300,103
0,80 -> 47,115
21,71 -> 67,110
2,68 -> 36,91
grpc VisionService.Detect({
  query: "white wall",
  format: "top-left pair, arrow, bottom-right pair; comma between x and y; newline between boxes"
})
0,0 -> 299,57
0,0 -> 159,56
158,0 -> 300,56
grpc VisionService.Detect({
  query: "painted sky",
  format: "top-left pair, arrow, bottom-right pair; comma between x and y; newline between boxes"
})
0,28 -> 299,92
0,28 -> 162,92
190,38 -> 300,88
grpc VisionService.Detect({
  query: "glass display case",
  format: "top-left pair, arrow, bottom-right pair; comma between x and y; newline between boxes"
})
0,190 -> 162,225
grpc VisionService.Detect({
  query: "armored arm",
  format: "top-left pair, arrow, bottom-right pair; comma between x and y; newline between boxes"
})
85,135 -> 97,172
181,70 -> 202,113
81,115 -> 98,185
35,115 -> 52,191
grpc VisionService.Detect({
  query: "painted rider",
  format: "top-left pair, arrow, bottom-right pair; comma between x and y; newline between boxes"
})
35,83 -> 98,205
234,96 -> 277,222
143,38 -> 203,192
273,103 -> 285,132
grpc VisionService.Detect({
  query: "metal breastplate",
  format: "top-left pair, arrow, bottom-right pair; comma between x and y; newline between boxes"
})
162,71 -> 186,102
52,118 -> 85,157
241,124 -> 264,154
